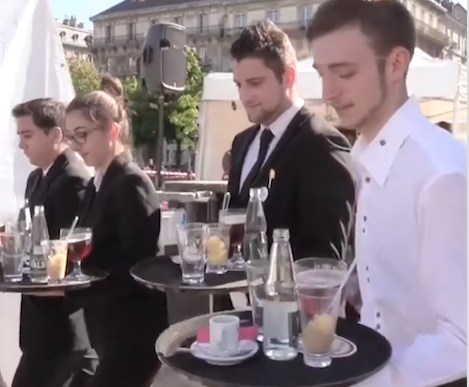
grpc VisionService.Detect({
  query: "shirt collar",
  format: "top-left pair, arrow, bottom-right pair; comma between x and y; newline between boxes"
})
42,165 -> 52,176
94,171 -> 104,192
352,97 -> 421,186
261,98 -> 304,138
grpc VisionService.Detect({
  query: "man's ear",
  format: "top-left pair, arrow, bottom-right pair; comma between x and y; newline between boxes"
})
49,126 -> 63,144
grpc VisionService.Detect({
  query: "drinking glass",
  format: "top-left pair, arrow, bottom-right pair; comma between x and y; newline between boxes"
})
44,240 -> 68,283
0,231 -> 27,282
220,209 -> 246,271
205,223 -> 230,274
294,257 -> 347,368
176,223 -> 207,284
60,228 -> 92,281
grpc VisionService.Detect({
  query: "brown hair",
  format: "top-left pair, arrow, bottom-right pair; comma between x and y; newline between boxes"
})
12,98 -> 66,134
436,121 -> 452,132
66,75 -> 132,147
230,21 -> 297,81
306,0 -> 416,57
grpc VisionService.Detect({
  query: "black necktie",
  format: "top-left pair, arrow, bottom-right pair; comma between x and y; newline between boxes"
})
241,128 -> 274,196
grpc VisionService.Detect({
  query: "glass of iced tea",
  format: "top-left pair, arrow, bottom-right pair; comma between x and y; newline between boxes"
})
60,228 -> 92,281
45,239 -> 68,283
220,208 -> 246,271
205,223 -> 230,274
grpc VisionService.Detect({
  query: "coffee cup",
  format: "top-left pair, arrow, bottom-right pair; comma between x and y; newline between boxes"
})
209,315 -> 240,356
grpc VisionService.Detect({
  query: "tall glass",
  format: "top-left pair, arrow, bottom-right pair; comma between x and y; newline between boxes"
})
0,231 -> 27,282
44,240 -> 68,283
60,228 -> 92,281
176,223 -> 207,284
205,223 -> 230,274
220,209 -> 246,271
295,258 -> 347,368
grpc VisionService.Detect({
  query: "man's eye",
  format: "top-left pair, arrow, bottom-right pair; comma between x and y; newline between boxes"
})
339,73 -> 356,79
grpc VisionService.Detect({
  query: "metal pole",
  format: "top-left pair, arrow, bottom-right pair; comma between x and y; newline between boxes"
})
155,94 -> 165,188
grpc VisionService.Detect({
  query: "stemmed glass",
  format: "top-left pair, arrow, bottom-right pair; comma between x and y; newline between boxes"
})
59,227 -> 92,281
220,209 -> 247,271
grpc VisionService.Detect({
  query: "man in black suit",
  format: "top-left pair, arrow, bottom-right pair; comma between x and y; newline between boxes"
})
11,98 -> 94,387
228,21 -> 356,260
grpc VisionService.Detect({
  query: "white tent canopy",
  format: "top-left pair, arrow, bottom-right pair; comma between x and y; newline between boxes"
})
0,0 -> 74,383
202,48 -> 463,102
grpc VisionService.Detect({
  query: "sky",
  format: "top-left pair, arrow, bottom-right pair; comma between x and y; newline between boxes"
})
51,0 -> 467,30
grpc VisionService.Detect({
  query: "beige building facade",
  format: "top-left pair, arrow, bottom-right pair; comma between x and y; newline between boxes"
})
90,0 -> 466,76
57,16 -> 94,62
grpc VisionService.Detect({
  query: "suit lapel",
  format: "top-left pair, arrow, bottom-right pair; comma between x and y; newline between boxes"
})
242,107 -> 311,199
230,126 -> 259,195
78,154 -> 130,228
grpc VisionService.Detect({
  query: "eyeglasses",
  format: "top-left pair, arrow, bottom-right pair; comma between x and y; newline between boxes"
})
64,128 -> 99,145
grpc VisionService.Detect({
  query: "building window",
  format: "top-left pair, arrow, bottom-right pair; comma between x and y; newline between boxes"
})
105,25 -> 112,42
235,14 -> 247,28
299,4 -> 313,27
266,9 -> 279,23
199,14 -> 208,32
174,16 -> 183,25
128,23 -> 135,40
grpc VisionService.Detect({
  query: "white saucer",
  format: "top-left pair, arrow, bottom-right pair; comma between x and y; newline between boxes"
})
170,255 -> 182,265
298,335 -> 357,358
190,340 -> 259,366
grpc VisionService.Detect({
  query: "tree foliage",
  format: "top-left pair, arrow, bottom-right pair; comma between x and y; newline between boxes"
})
67,58 -> 102,97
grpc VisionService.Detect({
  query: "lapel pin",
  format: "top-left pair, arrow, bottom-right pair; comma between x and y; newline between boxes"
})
268,169 -> 276,190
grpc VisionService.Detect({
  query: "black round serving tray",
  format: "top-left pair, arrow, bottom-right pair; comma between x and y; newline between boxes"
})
161,311 -> 392,387
0,268 -> 107,293
131,256 -> 248,294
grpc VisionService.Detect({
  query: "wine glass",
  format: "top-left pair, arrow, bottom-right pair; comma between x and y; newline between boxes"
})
59,227 -> 92,280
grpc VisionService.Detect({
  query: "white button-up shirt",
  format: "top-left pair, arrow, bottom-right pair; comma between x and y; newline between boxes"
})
352,98 -> 467,387
240,98 -> 304,188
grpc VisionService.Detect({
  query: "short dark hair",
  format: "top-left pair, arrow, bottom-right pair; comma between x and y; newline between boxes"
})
307,0 -> 416,57
230,21 -> 296,80
12,98 -> 66,134
436,121 -> 452,132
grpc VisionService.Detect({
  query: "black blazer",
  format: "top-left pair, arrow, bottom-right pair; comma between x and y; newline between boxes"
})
70,155 -> 167,350
21,149 -> 90,353
228,107 -> 356,260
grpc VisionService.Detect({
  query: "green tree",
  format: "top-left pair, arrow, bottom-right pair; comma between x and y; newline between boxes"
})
67,58 -> 102,96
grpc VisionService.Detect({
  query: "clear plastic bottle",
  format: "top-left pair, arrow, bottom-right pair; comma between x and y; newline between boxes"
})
29,205 -> 49,283
263,228 -> 299,361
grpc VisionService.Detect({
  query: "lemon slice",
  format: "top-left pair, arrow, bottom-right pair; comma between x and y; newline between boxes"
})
206,235 -> 228,266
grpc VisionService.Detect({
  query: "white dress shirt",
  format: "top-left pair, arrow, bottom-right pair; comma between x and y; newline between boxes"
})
352,97 -> 467,387
239,98 -> 304,188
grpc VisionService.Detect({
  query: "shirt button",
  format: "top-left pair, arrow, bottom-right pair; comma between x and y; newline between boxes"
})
375,324 -> 381,330
363,216 -> 367,221
365,177 -> 371,183
366,266 -> 369,271
362,228 -> 366,233
376,312 -> 380,318
367,277 -> 370,283
379,140 -> 386,146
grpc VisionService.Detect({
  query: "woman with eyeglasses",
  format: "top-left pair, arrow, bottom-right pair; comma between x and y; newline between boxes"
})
64,76 -> 168,387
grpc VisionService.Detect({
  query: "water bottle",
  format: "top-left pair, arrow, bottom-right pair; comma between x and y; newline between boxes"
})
17,200 -> 32,272
29,205 -> 49,283
263,228 -> 300,361
244,188 -> 270,337
243,188 -> 268,262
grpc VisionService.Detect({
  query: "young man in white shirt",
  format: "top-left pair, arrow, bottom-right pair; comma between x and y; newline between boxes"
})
307,1 -> 466,387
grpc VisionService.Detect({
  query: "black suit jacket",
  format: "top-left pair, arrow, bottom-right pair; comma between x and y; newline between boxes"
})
228,107 -> 356,260
69,155 -> 168,351
21,149 -> 91,353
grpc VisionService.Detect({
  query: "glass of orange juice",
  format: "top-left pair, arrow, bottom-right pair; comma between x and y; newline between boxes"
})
45,240 -> 68,283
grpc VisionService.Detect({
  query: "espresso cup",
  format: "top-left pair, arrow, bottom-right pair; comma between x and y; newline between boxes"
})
209,315 -> 240,356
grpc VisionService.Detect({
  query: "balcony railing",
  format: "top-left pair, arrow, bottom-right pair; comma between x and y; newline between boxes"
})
414,19 -> 449,46
93,21 -> 308,48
